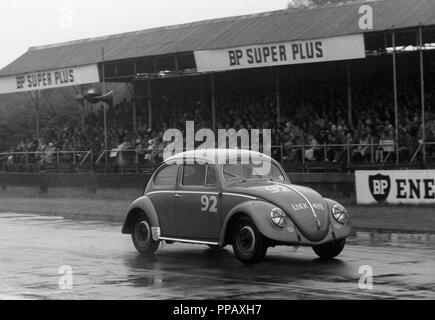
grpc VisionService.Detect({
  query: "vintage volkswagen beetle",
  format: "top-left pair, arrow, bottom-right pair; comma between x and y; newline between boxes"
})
122,149 -> 351,264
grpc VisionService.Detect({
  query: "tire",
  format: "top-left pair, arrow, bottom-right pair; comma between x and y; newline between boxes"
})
232,217 -> 267,264
312,238 -> 346,260
131,213 -> 160,255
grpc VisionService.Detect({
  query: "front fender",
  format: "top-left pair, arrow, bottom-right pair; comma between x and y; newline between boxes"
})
121,196 -> 160,234
220,199 -> 352,246
219,200 -> 301,245
324,198 -> 353,240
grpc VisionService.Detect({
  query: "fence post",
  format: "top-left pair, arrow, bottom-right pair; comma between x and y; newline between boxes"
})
91,151 -> 95,172
323,143 -> 327,162
347,141 -> 351,166
301,143 -> 305,166
73,151 -> 77,169
280,144 -> 284,164
396,138 -> 399,165
371,138 -> 375,163
136,149 -> 140,173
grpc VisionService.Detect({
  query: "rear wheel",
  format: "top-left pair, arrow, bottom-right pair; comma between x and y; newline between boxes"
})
312,238 -> 346,259
232,217 -> 267,264
131,213 -> 160,255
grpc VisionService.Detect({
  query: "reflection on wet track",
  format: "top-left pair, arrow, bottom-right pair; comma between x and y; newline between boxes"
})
0,212 -> 434,300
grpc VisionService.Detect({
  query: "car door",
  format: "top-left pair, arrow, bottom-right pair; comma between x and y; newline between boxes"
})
175,162 -> 221,241
147,162 -> 178,237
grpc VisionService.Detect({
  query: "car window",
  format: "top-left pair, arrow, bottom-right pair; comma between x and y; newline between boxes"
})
223,159 -> 286,182
206,165 -> 217,186
154,164 -> 178,187
182,164 -> 206,186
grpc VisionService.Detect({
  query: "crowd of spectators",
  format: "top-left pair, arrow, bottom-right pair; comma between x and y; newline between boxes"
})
3,76 -> 435,170
274,83 -> 435,164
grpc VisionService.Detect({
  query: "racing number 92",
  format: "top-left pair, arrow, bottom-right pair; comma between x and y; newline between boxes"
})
201,195 -> 218,213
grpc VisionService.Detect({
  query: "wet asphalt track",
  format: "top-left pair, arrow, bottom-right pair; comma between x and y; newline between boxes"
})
0,212 -> 434,300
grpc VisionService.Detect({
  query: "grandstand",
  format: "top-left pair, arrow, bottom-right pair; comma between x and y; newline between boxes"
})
0,0 -> 435,173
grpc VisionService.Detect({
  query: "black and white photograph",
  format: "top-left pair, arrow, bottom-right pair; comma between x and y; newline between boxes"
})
0,0 -> 434,307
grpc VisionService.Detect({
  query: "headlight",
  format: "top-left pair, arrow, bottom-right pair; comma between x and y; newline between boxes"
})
332,204 -> 349,224
270,207 -> 287,228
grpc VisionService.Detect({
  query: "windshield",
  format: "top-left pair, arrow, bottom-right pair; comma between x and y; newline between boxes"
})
223,159 -> 286,183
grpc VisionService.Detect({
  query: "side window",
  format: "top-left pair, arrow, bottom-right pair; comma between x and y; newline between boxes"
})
182,164 -> 206,186
154,164 -> 178,187
206,165 -> 217,186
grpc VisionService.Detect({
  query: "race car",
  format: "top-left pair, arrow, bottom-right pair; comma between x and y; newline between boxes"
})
122,149 -> 351,264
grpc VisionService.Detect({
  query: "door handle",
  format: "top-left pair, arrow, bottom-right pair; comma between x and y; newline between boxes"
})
175,193 -> 183,198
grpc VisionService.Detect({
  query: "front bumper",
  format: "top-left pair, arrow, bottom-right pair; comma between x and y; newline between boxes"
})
264,217 -> 352,246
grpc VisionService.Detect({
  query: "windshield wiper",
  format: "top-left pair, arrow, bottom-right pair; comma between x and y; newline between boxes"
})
223,171 -> 246,182
252,174 -> 274,181
262,176 -> 274,181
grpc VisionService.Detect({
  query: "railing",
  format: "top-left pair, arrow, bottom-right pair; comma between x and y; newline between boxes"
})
273,140 -> 435,170
0,151 -> 93,172
1,141 -> 434,173
94,148 -> 157,172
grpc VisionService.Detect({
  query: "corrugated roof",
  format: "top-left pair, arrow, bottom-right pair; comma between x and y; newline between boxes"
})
1,0 -> 434,76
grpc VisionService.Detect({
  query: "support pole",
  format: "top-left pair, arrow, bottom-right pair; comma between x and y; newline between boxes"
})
211,73 -> 216,132
346,63 -> 353,127
132,98 -> 137,133
147,79 -> 152,130
126,83 -> 137,133
131,82 -> 137,133
275,68 -> 281,125
81,103 -> 86,133
392,30 -> 400,165
419,25 -> 427,165
80,85 -> 86,133
102,47 -> 108,166
35,90 -> 41,142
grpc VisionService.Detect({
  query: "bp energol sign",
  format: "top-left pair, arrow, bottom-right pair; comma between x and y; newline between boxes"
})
356,170 -> 435,204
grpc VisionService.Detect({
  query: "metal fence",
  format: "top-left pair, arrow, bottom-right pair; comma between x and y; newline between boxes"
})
94,149 -> 156,172
0,151 -> 93,172
273,141 -> 435,171
1,141 -> 434,173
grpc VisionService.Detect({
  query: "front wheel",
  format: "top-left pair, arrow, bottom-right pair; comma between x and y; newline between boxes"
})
312,238 -> 346,260
131,213 -> 160,255
232,217 -> 267,264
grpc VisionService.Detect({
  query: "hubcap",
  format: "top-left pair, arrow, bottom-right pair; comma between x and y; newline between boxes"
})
238,226 -> 255,253
135,220 -> 150,246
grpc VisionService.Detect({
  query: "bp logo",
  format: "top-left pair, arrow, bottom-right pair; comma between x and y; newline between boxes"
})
369,174 -> 391,202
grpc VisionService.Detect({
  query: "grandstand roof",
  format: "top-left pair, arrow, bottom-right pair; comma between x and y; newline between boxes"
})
1,0 -> 435,76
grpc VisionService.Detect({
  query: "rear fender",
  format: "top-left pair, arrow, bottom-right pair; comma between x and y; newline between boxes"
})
121,196 -> 160,239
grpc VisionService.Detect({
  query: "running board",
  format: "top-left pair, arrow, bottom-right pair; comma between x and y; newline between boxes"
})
158,237 -> 219,246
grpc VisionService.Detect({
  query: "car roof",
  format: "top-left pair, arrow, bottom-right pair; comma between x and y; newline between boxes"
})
165,148 -> 273,164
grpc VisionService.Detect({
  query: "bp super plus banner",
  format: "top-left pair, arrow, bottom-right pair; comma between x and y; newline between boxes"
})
194,34 -> 365,72
0,64 -> 100,94
356,170 -> 435,204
